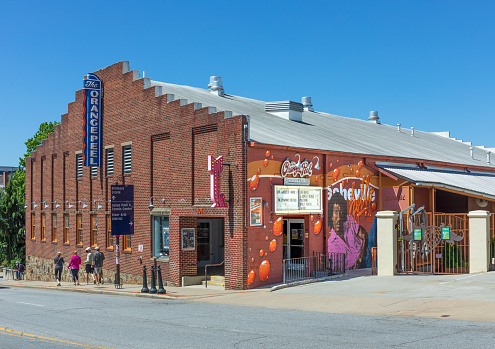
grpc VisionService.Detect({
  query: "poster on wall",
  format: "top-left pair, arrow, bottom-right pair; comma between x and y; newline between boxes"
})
181,228 -> 195,250
250,197 -> 263,226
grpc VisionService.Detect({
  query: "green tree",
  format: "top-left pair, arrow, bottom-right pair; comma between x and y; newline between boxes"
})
18,121 -> 59,169
0,170 -> 25,266
0,121 -> 59,266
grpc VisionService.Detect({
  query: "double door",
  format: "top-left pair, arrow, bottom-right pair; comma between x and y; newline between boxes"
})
283,219 -> 305,260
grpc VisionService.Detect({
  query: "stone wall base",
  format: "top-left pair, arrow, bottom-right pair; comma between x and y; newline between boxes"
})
26,255 -> 143,285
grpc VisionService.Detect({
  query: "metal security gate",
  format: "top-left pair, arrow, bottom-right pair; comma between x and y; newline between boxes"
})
397,205 -> 469,275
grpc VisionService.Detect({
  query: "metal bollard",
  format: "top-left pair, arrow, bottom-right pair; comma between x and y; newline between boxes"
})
149,266 -> 157,294
140,265 -> 149,293
157,265 -> 166,294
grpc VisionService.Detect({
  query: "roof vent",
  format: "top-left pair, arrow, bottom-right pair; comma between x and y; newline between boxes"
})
301,97 -> 314,111
368,111 -> 380,124
470,146 -> 474,159
487,151 -> 491,164
411,127 -> 415,137
397,124 -> 401,132
265,101 -> 303,122
208,76 -> 224,97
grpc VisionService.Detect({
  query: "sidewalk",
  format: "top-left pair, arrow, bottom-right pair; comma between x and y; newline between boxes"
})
0,273 -> 262,300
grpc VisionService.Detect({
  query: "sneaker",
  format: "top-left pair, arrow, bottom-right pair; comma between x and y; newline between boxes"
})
57,282 -> 61,286
77,282 -> 80,285
73,283 -> 76,286
93,280 -> 96,284
101,280 -> 104,285
86,282 -> 89,285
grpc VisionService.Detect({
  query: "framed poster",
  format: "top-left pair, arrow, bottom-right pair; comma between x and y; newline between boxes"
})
250,197 -> 263,226
181,228 -> 195,251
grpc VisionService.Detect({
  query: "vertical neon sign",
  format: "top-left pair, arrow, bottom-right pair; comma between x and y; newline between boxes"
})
83,73 -> 102,167
208,155 -> 228,207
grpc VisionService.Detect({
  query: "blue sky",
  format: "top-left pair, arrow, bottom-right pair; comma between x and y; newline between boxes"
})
1,1 -> 494,166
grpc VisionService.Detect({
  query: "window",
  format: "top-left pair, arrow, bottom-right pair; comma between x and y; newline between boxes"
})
41,213 -> 46,240
123,145 -> 131,174
76,214 -> 82,245
91,215 -> 97,246
64,214 -> 69,243
31,213 -> 35,239
52,214 -> 57,242
153,216 -> 169,258
106,214 -> 113,249
91,166 -> 97,178
106,148 -> 114,176
76,154 -> 83,179
123,235 -> 131,250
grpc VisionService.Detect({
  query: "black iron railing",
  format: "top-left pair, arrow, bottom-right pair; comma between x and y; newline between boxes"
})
282,253 -> 345,285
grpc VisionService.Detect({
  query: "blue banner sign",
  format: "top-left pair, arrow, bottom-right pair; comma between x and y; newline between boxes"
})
83,73 -> 102,167
111,185 -> 134,235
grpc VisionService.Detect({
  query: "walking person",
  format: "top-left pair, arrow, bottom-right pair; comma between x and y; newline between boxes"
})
92,246 -> 105,285
54,252 -> 64,286
67,251 -> 82,286
85,247 -> 95,285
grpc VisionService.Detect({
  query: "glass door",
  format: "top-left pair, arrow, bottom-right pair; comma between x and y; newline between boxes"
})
283,219 -> 305,260
197,221 -> 210,266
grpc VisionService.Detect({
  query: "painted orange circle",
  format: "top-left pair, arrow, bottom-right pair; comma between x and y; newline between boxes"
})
247,270 -> 255,285
250,174 -> 259,191
259,249 -> 264,257
314,220 -> 322,234
269,239 -> 277,251
259,260 -> 271,281
273,217 -> 283,236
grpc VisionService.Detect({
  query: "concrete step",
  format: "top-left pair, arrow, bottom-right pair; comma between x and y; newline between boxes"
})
202,275 -> 225,287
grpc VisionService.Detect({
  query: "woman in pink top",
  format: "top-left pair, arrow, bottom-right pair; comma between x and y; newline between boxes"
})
68,251 -> 82,286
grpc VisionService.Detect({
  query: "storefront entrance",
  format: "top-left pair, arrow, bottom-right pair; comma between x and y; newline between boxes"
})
283,219 -> 305,260
197,218 -> 225,274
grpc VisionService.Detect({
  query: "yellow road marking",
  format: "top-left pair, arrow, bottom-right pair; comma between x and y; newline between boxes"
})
0,327 -> 115,348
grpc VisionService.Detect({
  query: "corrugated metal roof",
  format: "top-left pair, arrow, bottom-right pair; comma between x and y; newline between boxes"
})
377,163 -> 495,200
150,80 -> 495,170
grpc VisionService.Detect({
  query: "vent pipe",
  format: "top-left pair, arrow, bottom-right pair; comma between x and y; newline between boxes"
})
208,76 -> 224,97
487,151 -> 491,164
470,146 -> 474,159
368,111 -> 380,124
411,127 -> 415,137
397,124 -> 401,132
301,97 -> 314,111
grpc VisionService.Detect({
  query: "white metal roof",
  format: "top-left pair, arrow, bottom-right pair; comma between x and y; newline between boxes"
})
376,162 -> 495,200
149,79 -> 495,170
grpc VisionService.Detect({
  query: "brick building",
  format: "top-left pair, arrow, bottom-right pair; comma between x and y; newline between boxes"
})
25,61 -> 495,289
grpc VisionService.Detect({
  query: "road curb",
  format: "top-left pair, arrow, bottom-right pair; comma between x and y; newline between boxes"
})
270,273 -> 347,292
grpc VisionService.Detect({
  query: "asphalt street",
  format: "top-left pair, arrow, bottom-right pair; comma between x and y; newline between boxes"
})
1,285 -> 495,348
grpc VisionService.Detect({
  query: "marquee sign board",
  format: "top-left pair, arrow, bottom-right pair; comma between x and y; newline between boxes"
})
274,185 -> 322,214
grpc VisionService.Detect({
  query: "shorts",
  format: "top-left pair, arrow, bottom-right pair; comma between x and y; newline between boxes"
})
85,264 -> 93,273
94,267 -> 103,273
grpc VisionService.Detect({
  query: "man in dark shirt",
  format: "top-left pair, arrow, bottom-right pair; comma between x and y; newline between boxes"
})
92,246 -> 105,285
54,252 -> 64,286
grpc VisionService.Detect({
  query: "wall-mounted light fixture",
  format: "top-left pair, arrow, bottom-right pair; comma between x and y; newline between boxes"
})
94,198 -> 106,210
311,156 -> 320,170
291,154 -> 301,168
32,199 -> 40,208
24,200 -> 31,209
79,198 -> 89,209
41,200 -> 50,209
52,199 -> 61,209
65,199 -> 75,209
149,196 -> 165,209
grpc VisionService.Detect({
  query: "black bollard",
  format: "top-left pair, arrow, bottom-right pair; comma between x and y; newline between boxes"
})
149,265 -> 157,294
140,265 -> 149,293
157,265 -> 166,294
